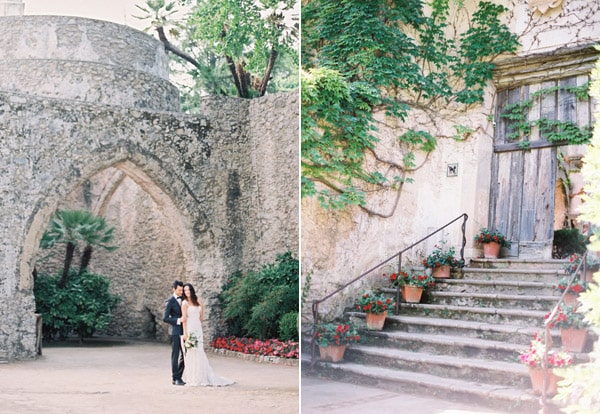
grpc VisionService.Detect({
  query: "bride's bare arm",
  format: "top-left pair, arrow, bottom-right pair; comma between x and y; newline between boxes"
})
199,298 -> 204,321
182,302 -> 189,340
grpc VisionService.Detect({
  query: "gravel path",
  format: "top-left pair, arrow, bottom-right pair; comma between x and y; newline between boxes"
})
0,338 -> 299,414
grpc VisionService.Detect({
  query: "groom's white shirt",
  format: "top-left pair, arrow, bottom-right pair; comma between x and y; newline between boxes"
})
173,294 -> 182,325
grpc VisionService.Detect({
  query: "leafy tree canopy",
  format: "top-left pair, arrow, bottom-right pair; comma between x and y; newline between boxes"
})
135,0 -> 299,102
301,0 -> 519,210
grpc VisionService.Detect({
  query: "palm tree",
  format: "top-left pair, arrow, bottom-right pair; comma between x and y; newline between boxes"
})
40,210 -> 117,287
78,215 -> 117,276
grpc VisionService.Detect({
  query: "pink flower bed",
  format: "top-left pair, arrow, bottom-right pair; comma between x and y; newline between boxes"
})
210,336 -> 299,359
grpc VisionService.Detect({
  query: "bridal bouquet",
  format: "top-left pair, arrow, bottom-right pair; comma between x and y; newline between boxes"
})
185,332 -> 199,349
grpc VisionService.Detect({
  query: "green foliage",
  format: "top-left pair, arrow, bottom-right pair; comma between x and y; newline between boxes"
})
40,210 -> 117,287
277,311 -> 298,341
302,0 -> 519,209
553,228 -> 587,259
301,68 -> 381,208
423,244 -> 460,268
354,290 -> 395,315
34,270 -> 120,342
474,227 -> 511,248
315,322 -> 360,347
301,272 -> 312,309
219,252 -> 299,340
136,0 -> 298,100
500,83 -> 592,144
553,48 -> 600,413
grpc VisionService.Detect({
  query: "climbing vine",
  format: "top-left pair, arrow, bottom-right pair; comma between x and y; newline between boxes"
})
302,0 -> 519,212
500,83 -> 592,146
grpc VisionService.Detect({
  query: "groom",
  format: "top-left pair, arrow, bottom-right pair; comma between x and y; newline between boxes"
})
163,280 -> 185,385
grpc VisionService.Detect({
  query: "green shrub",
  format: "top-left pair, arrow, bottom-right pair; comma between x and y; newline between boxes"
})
219,252 -> 299,340
278,311 -> 298,341
553,228 -> 587,259
34,270 -> 120,342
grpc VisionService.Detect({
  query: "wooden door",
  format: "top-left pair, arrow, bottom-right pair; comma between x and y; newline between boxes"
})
490,76 -> 590,258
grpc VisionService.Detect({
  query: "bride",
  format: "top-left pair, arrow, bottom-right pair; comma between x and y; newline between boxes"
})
181,283 -> 234,387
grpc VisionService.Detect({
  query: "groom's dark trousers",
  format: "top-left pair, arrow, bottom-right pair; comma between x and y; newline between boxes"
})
163,296 -> 185,381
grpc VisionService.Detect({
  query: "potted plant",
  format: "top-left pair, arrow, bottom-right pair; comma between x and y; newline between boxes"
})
519,332 -> 573,396
545,305 -> 589,352
422,243 -> 461,278
564,252 -> 600,282
355,290 -> 395,330
387,271 -> 408,288
474,228 -> 511,258
554,276 -> 587,306
399,271 -> 435,303
315,322 -> 360,362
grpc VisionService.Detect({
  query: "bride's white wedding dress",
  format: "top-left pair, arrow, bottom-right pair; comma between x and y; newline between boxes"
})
182,303 -> 234,387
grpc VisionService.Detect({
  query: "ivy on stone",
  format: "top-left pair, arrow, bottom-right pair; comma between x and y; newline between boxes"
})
302,0 -> 519,210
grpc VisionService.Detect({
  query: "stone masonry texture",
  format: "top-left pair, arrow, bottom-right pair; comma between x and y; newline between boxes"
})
0,15 -> 298,361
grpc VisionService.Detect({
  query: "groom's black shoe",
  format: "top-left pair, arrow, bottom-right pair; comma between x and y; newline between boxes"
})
172,379 -> 186,386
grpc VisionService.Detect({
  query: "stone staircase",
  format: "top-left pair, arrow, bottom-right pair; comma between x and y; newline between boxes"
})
0,349 -> 7,364
302,258 -> 593,413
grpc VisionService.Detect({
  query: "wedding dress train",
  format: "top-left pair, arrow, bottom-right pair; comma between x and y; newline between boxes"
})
182,304 -> 234,387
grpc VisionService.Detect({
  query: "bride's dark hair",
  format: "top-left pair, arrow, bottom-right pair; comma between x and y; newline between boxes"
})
183,283 -> 200,306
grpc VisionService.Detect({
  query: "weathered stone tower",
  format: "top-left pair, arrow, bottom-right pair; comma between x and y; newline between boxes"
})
0,10 -> 298,360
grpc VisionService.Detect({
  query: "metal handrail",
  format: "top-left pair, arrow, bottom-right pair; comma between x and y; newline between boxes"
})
310,213 -> 468,366
540,251 -> 588,413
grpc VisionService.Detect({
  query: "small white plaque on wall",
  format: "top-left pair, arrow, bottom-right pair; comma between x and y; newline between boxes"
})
447,163 -> 458,177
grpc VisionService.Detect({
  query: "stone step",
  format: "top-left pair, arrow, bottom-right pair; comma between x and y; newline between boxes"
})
469,258 -> 566,271
396,302 -> 547,326
0,350 -> 7,364
347,312 -> 555,345
429,291 -> 559,311
364,330 -> 525,361
301,355 -> 543,413
305,257 -> 584,413
344,344 -> 530,388
459,267 -> 563,284
430,279 -> 559,296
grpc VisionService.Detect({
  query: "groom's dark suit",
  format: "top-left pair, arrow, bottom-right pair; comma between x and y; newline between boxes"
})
163,295 -> 185,383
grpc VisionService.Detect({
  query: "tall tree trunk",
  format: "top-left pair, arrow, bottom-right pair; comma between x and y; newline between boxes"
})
226,55 -> 245,98
79,245 -> 93,276
58,242 -> 75,288
258,47 -> 278,97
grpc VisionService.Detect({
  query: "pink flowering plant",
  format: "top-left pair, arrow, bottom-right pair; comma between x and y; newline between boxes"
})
315,322 -> 360,347
422,244 -> 462,269
474,228 -> 511,248
400,271 -> 436,288
355,290 -> 395,314
519,333 -> 573,368
563,252 -> 600,274
210,336 -> 299,359
386,271 -> 409,288
544,305 -> 587,329
554,276 -> 587,295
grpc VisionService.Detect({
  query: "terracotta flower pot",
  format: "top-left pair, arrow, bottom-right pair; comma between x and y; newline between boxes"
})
563,292 -> 579,306
432,265 -> 451,278
585,269 -> 596,283
319,345 -> 347,362
402,285 -> 423,303
365,311 -> 387,330
528,366 -> 561,396
483,241 -> 501,258
560,327 -> 588,352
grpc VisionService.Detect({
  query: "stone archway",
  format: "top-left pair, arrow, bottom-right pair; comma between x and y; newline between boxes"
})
0,14 -> 298,361
28,160 -> 202,340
